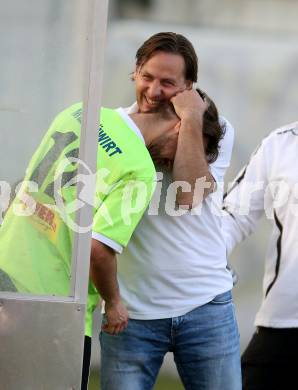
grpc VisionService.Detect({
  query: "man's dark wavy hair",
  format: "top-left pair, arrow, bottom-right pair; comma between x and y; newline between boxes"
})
135,32 -> 198,82
197,88 -> 225,164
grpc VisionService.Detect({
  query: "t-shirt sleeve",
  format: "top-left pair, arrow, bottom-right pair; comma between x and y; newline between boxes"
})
92,176 -> 155,253
209,116 -> 235,184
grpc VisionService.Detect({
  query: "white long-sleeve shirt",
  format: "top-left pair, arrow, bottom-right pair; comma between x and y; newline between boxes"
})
223,121 -> 298,328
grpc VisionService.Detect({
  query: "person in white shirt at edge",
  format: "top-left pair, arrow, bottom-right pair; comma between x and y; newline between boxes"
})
99,32 -> 241,390
222,121 -> 298,390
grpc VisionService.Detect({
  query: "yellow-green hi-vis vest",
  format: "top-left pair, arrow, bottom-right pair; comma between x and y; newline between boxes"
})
0,104 -> 156,337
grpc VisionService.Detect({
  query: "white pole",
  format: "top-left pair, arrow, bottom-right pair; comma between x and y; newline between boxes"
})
70,0 -> 109,304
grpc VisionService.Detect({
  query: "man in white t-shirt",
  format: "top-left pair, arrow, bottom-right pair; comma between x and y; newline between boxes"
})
222,121 -> 298,389
100,32 -> 241,390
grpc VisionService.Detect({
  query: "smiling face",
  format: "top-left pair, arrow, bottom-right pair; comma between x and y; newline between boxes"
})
134,51 -> 192,113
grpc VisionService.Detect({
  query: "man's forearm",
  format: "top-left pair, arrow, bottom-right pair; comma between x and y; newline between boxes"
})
90,239 -> 120,304
90,239 -> 128,334
173,115 -> 214,207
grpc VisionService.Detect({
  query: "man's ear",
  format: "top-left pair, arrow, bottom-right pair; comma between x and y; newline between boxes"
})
131,67 -> 139,81
185,80 -> 192,90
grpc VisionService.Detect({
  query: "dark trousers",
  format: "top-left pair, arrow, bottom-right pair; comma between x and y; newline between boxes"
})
81,336 -> 92,390
242,327 -> 298,390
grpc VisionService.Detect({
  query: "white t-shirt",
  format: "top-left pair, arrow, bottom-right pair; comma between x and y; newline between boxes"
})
223,122 -> 298,328
117,103 -> 234,319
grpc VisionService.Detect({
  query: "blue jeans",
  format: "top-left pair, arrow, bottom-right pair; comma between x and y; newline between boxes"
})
100,290 -> 241,390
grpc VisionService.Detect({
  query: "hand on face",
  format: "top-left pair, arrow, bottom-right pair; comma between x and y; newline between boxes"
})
134,52 -> 191,113
170,89 -> 209,120
147,121 -> 180,168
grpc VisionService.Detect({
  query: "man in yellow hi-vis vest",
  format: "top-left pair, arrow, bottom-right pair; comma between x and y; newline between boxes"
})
0,103 -> 179,388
